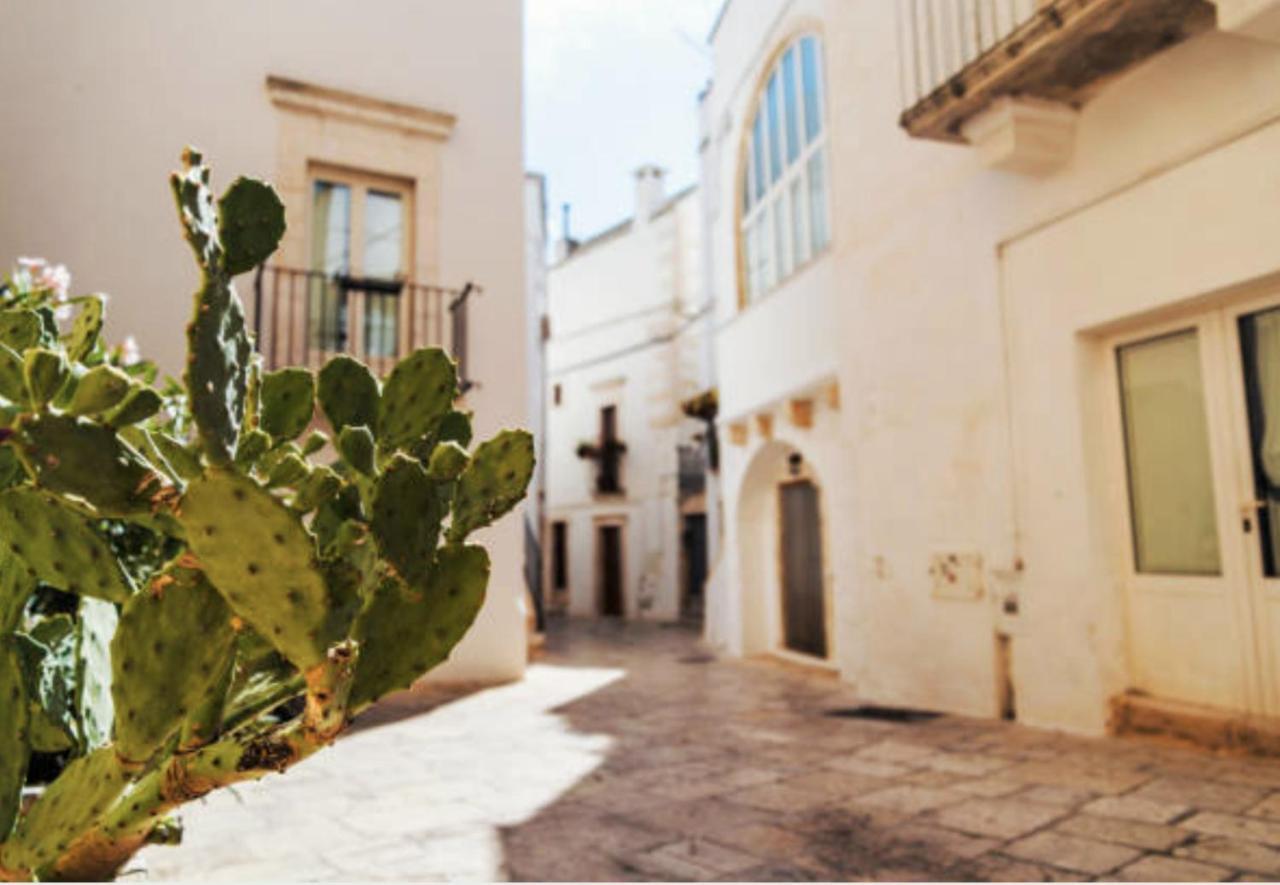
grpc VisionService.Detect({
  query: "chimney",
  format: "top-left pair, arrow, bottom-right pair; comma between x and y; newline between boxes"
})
634,164 -> 667,224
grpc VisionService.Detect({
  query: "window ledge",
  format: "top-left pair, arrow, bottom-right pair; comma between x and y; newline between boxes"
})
266,75 -> 457,141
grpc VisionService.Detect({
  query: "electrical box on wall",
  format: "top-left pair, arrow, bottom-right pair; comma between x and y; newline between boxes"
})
929,551 -> 984,601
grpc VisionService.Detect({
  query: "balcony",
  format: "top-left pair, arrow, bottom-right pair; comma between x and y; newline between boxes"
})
898,0 -> 1215,168
252,266 -> 477,386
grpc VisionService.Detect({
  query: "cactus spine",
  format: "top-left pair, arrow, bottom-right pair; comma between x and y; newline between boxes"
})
0,151 -> 531,881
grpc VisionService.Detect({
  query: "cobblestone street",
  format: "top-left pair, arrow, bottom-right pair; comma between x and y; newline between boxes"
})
143,620 -> 1280,881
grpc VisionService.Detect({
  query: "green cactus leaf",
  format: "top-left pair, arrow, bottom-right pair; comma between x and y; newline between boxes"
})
180,470 -> 330,668
291,464 -> 341,514
337,425 -> 376,477
376,348 -> 457,450
76,597 -> 117,750
233,427 -> 271,472
426,441 -> 469,481
437,410 -> 473,448
14,619 -> 79,753
170,147 -> 221,270
0,487 -> 134,602
264,451 -> 309,489
350,544 -> 490,708
9,746 -> 128,873
149,430 -> 203,482
311,483 -> 364,558
300,429 -> 328,457
33,307 -> 59,346
103,385 -> 164,428
317,354 -> 379,433
0,343 -> 27,405
0,310 -> 44,352
0,549 -> 35,632
111,567 -> 235,764
0,639 -> 29,841
67,364 -> 133,417
259,368 -> 315,442
23,347 -> 69,409
448,429 -> 535,542
12,413 -> 166,517
65,295 -> 106,362
218,177 -> 286,276
372,455 -> 446,587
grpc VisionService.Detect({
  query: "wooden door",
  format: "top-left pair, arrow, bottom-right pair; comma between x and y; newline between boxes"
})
779,480 -> 827,657
599,524 -> 624,617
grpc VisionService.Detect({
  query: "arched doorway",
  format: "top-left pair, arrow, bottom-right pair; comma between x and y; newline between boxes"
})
736,440 -> 831,660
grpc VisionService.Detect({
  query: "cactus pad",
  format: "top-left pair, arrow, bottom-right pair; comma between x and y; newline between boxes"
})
448,430 -> 535,542
11,413 -> 165,516
149,431 -> 202,482
426,441 -> 469,481
350,544 -> 490,708
371,455 -> 446,586
179,469 -> 330,668
0,488 -> 133,602
0,639 -> 28,840
111,568 -> 235,764
291,464 -> 340,514
0,310 -> 44,352
259,368 -> 314,442
66,365 -> 132,417
76,598 -> 116,750
103,386 -> 163,428
317,355 -> 379,433
337,425 -> 376,477
376,348 -> 457,450
9,746 -> 128,873
23,348 -> 69,409
0,550 -> 34,633
65,296 -> 105,363
0,344 -> 26,405
217,177 -> 286,276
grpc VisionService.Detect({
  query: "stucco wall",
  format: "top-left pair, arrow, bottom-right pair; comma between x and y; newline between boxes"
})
0,0 -> 530,683
704,0 -> 1280,733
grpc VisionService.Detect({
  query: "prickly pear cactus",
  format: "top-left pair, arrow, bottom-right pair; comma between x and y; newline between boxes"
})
0,151 -> 531,881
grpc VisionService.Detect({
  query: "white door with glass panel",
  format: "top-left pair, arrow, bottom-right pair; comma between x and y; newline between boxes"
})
1113,300 -> 1280,716
309,168 -> 411,366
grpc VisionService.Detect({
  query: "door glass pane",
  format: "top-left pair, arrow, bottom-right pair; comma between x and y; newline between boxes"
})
309,180 -> 351,352
790,178 -> 808,266
1118,330 -> 1222,575
782,47 -> 800,165
363,190 -> 404,280
801,36 -> 823,144
1238,307 -> 1280,576
766,72 -> 782,186
752,112 -> 765,202
774,196 -> 789,279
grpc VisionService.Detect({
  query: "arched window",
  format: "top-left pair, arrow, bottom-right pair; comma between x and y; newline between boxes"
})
741,34 -> 829,305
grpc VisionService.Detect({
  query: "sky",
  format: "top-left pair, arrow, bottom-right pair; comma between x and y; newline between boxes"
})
524,0 -> 723,245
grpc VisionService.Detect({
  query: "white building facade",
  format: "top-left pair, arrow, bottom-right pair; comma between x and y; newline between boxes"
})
545,170 -> 710,622
0,1 -> 531,683
703,0 -> 1280,738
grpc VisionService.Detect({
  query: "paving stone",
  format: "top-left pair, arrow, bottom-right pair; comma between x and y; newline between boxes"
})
964,854 -> 1091,882
1054,812 -> 1192,851
854,785 -> 968,815
1115,854 -> 1232,882
1132,777 -> 1268,813
1081,794 -> 1189,824
630,837 -> 760,880
1184,810 -> 1280,845
855,740 -> 942,765
1004,830 -> 1142,875
929,796 -> 1067,839
707,822 -> 811,858
889,822 -> 1001,859
723,781 -> 834,813
1018,784 -> 1098,807
1176,835 -> 1280,876
1002,759 -> 1152,795
823,755 -> 913,779
923,752 -> 1014,776
952,777 -> 1025,798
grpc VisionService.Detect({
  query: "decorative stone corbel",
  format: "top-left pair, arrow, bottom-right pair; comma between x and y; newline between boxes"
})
961,96 -> 1078,176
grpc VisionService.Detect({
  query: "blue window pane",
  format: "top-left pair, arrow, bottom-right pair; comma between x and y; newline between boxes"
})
782,48 -> 800,165
766,72 -> 782,185
752,111 -> 765,201
801,36 -> 823,144
807,147 -> 829,253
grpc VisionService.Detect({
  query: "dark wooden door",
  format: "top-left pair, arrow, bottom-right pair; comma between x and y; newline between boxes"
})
599,524 -> 624,616
682,514 -> 708,619
780,480 -> 827,657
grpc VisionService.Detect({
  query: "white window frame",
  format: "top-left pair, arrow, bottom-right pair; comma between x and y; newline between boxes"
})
740,34 -> 831,308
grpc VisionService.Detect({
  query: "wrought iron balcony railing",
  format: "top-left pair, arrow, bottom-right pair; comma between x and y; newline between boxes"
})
252,266 -> 477,388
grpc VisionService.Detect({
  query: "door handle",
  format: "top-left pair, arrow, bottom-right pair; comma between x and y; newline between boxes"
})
1242,500 -> 1266,534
